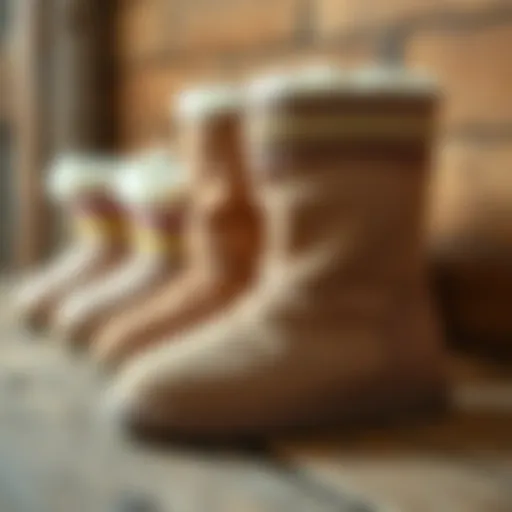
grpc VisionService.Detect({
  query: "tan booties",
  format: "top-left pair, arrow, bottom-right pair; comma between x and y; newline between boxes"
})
14,155 -> 126,333
52,150 -> 187,348
429,138 -> 512,355
105,66 -> 447,440
92,85 -> 260,368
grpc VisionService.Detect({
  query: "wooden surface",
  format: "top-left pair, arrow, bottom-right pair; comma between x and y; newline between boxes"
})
1,287 -> 511,511
274,356 -> 512,512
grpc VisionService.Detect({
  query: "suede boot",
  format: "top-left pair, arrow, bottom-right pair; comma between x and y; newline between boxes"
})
52,150 -> 187,348
429,138 -> 512,355
105,66 -> 447,439
92,85 -> 261,368
15,155 -> 126,332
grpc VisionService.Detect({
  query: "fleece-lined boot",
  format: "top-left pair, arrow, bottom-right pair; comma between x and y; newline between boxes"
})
105,66 -> 447,439
15,155 -> 126,332
52,150 -> 187,348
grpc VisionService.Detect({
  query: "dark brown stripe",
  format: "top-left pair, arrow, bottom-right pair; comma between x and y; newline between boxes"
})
259,95 -> 437,119
253,139 -> 431,178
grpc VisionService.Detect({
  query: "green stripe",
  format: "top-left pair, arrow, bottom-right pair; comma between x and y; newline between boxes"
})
256,115 -> 432,141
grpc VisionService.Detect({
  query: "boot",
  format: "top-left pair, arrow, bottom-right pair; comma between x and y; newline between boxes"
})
429,138 -> 512,356
15,155 -> 126,332
52,149 -> 187,348
104,66 -> 447,439
92,85 -> 261,368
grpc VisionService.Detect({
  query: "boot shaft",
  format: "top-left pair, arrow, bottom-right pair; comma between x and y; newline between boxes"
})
175,85 -> 260,282
114,149 -> 187,262
245,67 -> 439,297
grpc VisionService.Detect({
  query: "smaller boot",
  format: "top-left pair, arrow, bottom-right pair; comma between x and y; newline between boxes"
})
52,149 -> 187,348
104,65 -> 447,440
429,138 -> 512,355
14,155 -> 126,332
92,84 -> 260,369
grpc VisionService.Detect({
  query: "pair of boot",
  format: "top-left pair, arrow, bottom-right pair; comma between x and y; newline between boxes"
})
15,150 -> 188,343
98,66 -> 447,440
17,65 -> 447,439
51,150 -> 188,347
91,86 -> 262,369
15,155 -> 126,332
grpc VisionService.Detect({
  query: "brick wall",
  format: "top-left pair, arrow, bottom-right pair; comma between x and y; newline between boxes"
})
114,0 -> 512,168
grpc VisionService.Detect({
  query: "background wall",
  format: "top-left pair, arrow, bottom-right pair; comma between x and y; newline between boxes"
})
2,0 -> 118,267
0,0 -> 13,268
114,0 -> 512,160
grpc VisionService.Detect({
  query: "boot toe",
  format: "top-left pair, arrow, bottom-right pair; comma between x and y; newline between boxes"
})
101,317 -> 252,439
101,355 -> 180,440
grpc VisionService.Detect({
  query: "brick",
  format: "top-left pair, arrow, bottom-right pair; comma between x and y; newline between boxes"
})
118,68 -> 181,149
242,40 -> 376,82
116,0 -> 174,61
115,37 -> 378,149
408,25 -> 512,129
172,0 -> 298,54
117,65 -> 221,149
316,0 -> 502,37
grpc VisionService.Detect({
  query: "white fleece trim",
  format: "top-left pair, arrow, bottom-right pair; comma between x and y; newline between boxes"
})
114,149 -> 187,206
175,83 -> 243,119
247,64 -> 437,103
47,154 -> 119,202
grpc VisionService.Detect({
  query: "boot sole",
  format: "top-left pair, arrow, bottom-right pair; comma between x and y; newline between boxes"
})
124,385 -> 449,449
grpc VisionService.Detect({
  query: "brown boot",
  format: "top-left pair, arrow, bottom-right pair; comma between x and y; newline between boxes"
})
429,138 -> 512,356
15,155 -> 126,333
92,85 -> 261,368
105,66 -> 447,439
53,150 -> 187,348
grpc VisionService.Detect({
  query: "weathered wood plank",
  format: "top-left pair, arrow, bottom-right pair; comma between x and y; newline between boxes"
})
273,354 -> 512,512
0,290 -> 377,512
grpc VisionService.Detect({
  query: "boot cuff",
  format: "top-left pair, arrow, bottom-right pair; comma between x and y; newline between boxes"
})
47,153 -> 120,203
247,64 -> 438,104
175,83 -> 243,119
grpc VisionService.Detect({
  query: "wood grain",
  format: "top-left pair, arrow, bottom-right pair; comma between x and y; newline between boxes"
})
3,278 -> 512,511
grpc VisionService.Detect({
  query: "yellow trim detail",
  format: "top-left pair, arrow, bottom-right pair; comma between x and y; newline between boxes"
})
73,216 -> 125,239
260,115 -> 432,141
132,227 -> 182,255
